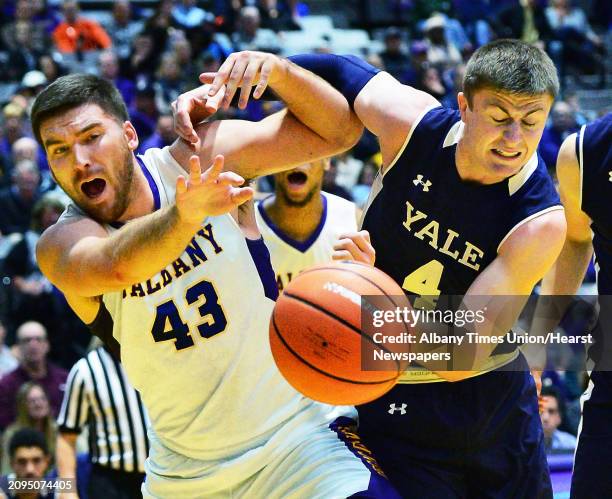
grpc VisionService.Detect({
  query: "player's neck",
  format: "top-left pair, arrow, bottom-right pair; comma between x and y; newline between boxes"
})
117,159 -> 155,223
265,192 -> 324,243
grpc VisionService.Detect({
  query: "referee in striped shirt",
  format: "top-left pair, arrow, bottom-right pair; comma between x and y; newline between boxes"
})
56,344 -> 149,498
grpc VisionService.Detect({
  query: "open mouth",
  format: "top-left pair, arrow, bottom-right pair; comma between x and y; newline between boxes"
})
81,178 -> 107,199
287,171 -> 308,187
492,149 -> 521,159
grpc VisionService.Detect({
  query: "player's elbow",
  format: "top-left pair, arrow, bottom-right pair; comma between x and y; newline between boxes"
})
333,113 -> 364,152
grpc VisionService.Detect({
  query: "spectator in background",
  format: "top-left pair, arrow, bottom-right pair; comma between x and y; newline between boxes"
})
1,0 -> 48,53
0,160 -> 41,236
351,160 -> 378,209
52,0 -> 112,54
17,71 -> 48,114
0,429 -> 52,499
123,32 -> 158,84
539,100 -> 579,171
3,193 -> 65,340
98,50 -> 135,108
141,0 -> 175,59
0,320 -> 18,378
1,382 -> 57,475
138,113 -> 177,153
545,0 -> 606,87
102,0 -> 143,60
541,385 -> 578,453
153,52 -> 186,115
128,83 -> 159,143
322,158 -> 353,201
422,14 -> 463,74
232,6 -> 281,53
57,344 -> 149,499
11,137 -> 50,191
172,0 -> 214,31
489,0 -> 555,47
31,0 -> 62,36
0,103 -> 29,168
5,22 -> 46,82
378,27 -> 413,83
0,321 -> 68,431
172,37 -> 200,86
37,54 -> 65,85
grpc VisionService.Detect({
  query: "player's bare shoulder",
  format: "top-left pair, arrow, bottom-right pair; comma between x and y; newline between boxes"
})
354,72 -> 440,169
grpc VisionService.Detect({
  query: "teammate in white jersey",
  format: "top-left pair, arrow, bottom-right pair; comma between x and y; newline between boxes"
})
256,158 -> 361,291
32,53 -> 398,497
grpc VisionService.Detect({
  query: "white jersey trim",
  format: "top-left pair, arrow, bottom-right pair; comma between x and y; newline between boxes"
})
442,120 -> 464,148
383,104 -> 440,177
496,205 -> 565,253
578,127 -> 586,210
508,152 -> 539,196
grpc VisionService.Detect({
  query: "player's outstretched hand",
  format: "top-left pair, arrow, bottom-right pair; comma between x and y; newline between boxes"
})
333,231 -> 376,265
201,51 -> 286,110
176,155 -> 253,224
171,83 -> 227,147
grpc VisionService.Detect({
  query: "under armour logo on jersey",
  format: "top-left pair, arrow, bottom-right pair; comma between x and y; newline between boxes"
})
388,403 -> 408,415
413,175 -> 432,192
609,171 -> 612,182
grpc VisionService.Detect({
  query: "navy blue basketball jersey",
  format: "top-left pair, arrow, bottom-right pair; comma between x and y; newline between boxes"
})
361,106 -> 562,381
579,113 -> 612,294
362,106 -> 561,297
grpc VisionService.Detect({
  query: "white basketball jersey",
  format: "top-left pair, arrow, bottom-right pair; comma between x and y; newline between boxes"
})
61,147 -> 354,465
255,192 -> 357,291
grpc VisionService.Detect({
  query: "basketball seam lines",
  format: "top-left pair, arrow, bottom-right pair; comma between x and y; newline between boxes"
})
295,262 -> 408,311
271,312 -> 398,385
282,291 -> 401,371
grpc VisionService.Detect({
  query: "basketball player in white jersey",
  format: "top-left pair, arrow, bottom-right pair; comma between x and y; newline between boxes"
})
32,53 -> 399,497
256,158 -> 361,292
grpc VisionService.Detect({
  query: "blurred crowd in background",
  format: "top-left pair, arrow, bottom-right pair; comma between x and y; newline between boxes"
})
0,0 -> 609,492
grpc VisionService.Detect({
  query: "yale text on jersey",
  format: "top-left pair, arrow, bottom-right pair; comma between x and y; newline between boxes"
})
403,200 -> 484,271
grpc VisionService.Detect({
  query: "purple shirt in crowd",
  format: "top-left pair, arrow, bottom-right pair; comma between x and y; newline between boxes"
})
0,363 -> 68,430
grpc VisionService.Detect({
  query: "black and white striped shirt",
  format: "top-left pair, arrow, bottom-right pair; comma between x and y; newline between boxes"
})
57,347 -> 149,473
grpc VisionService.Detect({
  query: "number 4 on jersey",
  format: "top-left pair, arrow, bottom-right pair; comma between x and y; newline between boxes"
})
402,260 -> 444,310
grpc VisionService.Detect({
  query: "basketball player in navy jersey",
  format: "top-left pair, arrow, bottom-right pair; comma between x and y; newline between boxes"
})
255,158 -> 361,292
31,54 -> 401,497
176,40 -> 565,497
538,113 -> 612,498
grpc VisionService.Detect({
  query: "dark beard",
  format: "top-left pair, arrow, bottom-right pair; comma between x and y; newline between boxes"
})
77,146 -> 135,224
277,183 -> 317,208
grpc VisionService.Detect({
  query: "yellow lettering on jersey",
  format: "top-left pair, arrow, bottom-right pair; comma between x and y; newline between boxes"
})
439,229 -> 460,259
402,201 -> 485,272
458,242 -> 484,271
403,201 -> 427,231
414,220 -> 439,249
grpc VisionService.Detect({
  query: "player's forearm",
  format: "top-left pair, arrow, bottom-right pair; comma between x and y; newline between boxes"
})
103,205 -> 202,288
540,238 -> 593,296
270,59 -> 362,150
56,433 -> 78,478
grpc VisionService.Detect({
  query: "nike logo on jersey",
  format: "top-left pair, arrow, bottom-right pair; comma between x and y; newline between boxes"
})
403,201 -> 484,271
413,174 -> 432,192
122,223 -> 223,298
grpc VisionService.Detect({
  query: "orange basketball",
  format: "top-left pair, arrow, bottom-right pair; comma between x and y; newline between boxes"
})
269,260 -> 412,405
